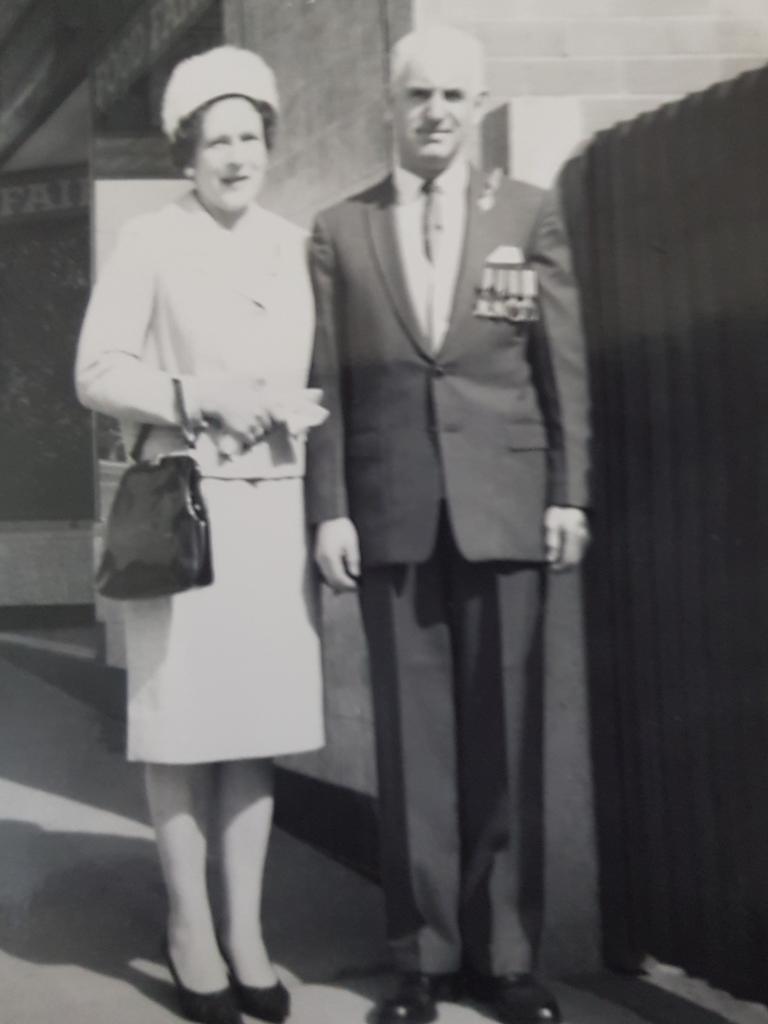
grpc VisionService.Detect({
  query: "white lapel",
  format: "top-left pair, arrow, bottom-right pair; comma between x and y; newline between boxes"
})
172,192 -> 281,307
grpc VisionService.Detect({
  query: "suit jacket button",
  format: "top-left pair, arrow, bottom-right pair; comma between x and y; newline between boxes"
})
432,365 -> 446,377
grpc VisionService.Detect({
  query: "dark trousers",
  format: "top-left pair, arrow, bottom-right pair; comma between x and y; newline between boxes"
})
359,513 -> 546,976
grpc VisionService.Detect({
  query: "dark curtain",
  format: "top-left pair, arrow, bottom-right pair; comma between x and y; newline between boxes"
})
562,65 -> 768,1001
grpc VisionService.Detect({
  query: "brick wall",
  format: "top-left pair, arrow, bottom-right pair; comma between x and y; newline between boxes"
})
414,0 -> 768,184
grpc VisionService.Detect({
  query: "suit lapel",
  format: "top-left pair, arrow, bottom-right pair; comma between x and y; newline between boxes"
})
439,168 -> 498,360
366,178 -> 432,358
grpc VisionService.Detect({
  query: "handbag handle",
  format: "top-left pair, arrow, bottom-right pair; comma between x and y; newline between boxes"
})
130,378 -> 196,462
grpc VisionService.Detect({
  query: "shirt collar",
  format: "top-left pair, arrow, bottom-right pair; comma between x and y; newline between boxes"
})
393,159 -> 470,205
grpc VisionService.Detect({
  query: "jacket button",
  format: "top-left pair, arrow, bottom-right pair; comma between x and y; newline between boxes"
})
431,365 -> 446,377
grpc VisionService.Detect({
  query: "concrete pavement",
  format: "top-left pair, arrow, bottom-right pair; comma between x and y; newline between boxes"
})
1,642 -> 766,1024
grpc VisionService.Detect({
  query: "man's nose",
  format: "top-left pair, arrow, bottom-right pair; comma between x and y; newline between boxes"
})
425,91 -> 447,119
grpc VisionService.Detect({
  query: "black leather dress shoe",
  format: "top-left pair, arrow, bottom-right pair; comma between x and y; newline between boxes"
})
376,971 -> 463,1024
465,972 -> 561,1024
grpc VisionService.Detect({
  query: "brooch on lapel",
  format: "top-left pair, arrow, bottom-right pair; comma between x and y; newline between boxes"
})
474,245 -> 540,323
477,168 -> 503,213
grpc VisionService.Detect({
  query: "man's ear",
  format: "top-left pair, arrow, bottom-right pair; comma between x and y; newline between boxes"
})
471,90 -> 489,126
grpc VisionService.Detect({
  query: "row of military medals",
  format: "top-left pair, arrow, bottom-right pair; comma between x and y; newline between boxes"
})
474,245 -> 539,323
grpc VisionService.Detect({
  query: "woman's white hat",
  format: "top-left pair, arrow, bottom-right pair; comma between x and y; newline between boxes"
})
161,45 -> 279,139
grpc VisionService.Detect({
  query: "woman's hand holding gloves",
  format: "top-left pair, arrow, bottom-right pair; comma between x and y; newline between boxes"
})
265,387 -> 328,436
195,376 -> 328,457
197,375 -> 272,448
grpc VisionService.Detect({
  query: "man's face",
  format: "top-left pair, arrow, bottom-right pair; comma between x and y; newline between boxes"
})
389,49 -> 484,178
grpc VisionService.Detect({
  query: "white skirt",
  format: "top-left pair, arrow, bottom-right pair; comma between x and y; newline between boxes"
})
123,476 -> 324,763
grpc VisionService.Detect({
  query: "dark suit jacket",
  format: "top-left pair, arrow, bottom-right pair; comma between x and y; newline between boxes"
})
305,167 -> 590,566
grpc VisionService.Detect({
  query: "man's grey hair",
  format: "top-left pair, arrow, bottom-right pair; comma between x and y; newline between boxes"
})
389,26 -> 487,96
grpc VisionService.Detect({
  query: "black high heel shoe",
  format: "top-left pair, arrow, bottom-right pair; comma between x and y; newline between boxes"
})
228,975 -> 290,1024
165,943 -> 243,1024
217,943 -> 290,1023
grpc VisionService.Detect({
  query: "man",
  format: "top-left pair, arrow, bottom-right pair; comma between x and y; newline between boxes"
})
306,26 -> 590,1024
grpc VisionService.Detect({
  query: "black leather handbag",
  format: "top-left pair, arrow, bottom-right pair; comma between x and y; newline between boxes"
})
95,379 -> 213,600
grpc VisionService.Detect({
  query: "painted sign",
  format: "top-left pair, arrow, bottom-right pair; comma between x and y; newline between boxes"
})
0,167 -> 88,224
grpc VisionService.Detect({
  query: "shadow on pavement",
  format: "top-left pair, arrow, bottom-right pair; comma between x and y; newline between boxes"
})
0,651 -> 146,825
0,819 -> 176,1011
0,816 -> 395,1020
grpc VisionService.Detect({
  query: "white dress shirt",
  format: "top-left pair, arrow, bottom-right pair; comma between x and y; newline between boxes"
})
393,159 -> 469,351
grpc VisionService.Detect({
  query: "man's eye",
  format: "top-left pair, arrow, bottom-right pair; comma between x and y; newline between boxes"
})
408,88 -> 432,101
444,90 -> 465,102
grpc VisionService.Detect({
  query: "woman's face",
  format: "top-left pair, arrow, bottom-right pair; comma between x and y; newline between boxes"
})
190,96 -> 268,226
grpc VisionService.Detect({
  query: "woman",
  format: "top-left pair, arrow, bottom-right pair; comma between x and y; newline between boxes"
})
76,46 -> 325,1024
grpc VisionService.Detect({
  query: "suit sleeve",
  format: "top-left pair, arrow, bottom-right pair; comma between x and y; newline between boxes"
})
528,177 -> 591,508
74,218 -> 202,426
305,214 -> 349,524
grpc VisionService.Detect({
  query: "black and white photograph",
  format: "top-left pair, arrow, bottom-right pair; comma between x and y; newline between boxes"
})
0,2 -> 766,1023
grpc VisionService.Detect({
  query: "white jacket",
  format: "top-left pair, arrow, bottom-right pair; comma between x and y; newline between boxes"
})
76,192 -> 315,479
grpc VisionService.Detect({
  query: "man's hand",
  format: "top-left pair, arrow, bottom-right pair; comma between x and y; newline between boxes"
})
314,517 -> 361,591
544,506 -> 590,571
